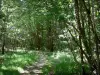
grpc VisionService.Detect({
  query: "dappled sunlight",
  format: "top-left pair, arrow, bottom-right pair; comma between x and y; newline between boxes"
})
0,51 -> 39,70
0,0 -> 99,74
42,51 -> 81,75
51,51 -> 72,59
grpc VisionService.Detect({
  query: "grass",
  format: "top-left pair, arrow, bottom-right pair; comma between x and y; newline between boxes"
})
42,51 -> 90,75
0,50 -> 39,70
0,70 -> 20,75
0,50 -> 90,75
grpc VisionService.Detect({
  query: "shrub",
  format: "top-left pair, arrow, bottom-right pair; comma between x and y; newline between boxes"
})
42,52 -> 81,75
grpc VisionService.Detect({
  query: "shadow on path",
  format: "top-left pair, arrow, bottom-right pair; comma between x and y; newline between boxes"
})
19,53 -> 47,75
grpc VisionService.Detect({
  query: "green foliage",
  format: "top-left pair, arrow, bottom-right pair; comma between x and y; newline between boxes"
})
0,0 -> 100,74
0,70 -> 20,75
42,52 -> 81,75
0,51 -> 39,70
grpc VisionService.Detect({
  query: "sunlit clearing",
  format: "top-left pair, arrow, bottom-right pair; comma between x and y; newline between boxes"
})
51,51 -> 71,59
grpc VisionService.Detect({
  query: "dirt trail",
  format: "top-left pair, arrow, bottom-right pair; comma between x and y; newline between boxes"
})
19,53 -> 47,75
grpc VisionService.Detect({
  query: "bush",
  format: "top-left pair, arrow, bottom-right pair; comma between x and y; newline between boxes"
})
0,51 -> 39,70
42,51 -> 81,75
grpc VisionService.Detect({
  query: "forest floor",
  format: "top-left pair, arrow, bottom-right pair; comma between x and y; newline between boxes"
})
0,50 -> 46,75
19,52 -> 48,75
0,50 -> 79,75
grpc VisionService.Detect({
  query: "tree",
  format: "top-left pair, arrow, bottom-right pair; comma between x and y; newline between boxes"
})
0,0 -> 6,54
0,0 -> 100,74
74,0 -> 100,74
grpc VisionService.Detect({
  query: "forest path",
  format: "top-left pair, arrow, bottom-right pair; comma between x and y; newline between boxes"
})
19,52 -> 48,75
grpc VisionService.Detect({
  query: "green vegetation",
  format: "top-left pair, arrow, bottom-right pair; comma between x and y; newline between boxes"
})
0,51 -> 39,70
0,0 -> 100,75
0,50 -> 39,75
0,70 -> 20,75
42,52 -> 90,75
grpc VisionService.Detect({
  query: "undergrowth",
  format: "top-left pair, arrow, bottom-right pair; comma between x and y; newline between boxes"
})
42,51 -> 90,75
0,51 -> 39,70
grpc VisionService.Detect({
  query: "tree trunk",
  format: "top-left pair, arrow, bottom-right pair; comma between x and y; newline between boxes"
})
0,0 -> 5,54
2,37 -> 5,54
47,22 -> 54,52
74,0 -> 93,74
